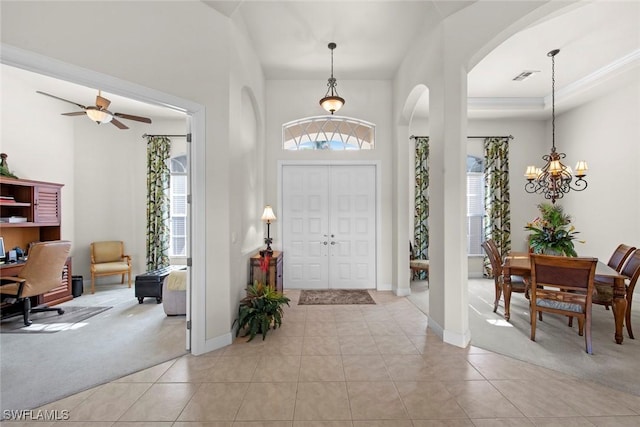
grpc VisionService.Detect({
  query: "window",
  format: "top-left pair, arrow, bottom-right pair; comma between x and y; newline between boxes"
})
170,155 -> 187,257
282,115 -> 375,150
467,155 -> 485,255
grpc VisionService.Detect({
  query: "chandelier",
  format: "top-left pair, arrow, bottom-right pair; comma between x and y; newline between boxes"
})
525,49 -> 587,204
319,42 -> 345,114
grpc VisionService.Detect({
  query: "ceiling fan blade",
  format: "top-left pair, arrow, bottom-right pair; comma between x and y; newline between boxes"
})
110,118 -> 129,129
36,91 -> 86,110
62,111 -> 88,117
95,94 -> 111,110
114,112 -> 152,124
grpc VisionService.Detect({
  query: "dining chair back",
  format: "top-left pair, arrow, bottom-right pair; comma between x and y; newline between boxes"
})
529,254 -> 597,354
608,244 -> 636,272
619,249 -> 640,339
481,239 -> 528,314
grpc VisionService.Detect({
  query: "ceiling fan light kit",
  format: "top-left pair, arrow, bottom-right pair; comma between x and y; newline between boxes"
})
319,42 -> 345,115
85,108 -> 113,124
36,90 -> 152,130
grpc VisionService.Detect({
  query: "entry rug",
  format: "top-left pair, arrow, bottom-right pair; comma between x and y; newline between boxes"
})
0,306 -> 112,333
298,289 -> 375,305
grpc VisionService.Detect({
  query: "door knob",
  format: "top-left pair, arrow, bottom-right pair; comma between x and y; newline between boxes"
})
323,241 -> 328,245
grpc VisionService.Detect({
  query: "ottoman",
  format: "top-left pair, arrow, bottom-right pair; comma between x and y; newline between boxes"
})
162,269 -> 187,316
135,266 -> 185,304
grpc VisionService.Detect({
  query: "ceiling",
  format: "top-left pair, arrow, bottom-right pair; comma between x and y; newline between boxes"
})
7,0 -> 638,122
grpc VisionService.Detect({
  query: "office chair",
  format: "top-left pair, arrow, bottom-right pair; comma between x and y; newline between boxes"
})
0,240 -> 72,326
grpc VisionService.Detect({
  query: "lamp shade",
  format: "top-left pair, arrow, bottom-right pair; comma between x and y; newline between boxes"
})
261,205 -> 277,223
320,95 -> 345,114
86,108 -> 113,124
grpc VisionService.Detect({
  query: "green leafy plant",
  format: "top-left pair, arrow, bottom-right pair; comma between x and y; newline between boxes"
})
525,203 -> 581,257
236,281 -> 290,341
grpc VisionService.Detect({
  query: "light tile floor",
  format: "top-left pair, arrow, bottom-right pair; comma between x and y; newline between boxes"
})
5,289 -> 640,426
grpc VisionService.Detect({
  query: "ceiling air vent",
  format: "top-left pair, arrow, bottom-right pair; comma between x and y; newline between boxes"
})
512,70 -> 540,81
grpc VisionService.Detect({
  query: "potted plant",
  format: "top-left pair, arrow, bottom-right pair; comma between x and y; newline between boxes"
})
525,203 -> 580,256
236,281 -> 290,341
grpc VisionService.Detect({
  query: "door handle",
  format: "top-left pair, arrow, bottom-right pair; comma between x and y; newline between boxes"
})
330,241 -> 337,245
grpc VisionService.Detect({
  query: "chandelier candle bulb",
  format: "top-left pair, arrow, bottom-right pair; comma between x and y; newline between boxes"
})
525,166 -> 538,180
575,161 -> 588,177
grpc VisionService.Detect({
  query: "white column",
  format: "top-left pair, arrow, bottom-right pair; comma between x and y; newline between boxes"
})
427,59 -> 470,348
393,125 -> 411,296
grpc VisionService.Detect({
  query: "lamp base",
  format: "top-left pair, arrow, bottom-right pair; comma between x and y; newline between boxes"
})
260,248 -> 273,257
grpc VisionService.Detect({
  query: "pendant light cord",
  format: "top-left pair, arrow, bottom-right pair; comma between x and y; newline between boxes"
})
551,52 -> 556,152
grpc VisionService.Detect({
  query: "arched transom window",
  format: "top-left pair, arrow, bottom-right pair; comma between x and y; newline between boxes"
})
282,116 -> 375,150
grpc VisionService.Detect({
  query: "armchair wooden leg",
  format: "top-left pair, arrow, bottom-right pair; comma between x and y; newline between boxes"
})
91,274 -> 95,294
121,273 -> 125,284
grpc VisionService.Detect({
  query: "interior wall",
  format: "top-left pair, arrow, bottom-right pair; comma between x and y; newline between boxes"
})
264,79 -> 394,289
0,65 -> 75,249
553,78 -> 640,261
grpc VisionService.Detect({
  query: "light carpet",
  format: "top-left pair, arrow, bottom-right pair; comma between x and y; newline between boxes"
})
298,289 -> 376,305
409,278 -> 640,397
0,283 -> 187,412
0,306 -> 111,333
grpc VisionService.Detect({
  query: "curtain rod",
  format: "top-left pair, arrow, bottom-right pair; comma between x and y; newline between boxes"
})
410,135 -> 513,140
142,133 -> 188,138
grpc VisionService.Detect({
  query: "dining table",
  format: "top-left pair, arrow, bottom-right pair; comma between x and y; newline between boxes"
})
502,252 -> 628,344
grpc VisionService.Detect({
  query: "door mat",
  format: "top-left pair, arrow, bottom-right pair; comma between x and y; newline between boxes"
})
0,306 -> 112,333
298,289 -> 375,305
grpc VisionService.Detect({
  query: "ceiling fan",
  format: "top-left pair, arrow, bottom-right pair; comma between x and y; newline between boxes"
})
36,90 -> 152,129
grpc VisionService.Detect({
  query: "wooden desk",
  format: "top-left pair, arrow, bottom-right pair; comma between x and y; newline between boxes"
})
503,252 -> 627,344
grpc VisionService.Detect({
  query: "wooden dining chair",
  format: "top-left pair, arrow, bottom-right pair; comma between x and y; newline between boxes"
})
481,239 -> 528,313
529,254 -> 597,354
592,249 -> 640,339
592,244 -> 637,312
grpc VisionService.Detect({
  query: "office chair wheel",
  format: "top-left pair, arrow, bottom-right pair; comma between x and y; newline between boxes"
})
156,297 -> 162,304
57,309 -> 64,315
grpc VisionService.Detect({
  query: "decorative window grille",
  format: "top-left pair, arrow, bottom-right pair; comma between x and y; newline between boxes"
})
282,116 -> 375,150
169,155 -> 187,257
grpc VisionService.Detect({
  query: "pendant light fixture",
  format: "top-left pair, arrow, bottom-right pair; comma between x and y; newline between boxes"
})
524,49 -> 588,204
319,42 -> 345,114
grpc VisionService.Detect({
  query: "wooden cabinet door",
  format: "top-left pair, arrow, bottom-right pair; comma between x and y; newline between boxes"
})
34,184 -> 61,224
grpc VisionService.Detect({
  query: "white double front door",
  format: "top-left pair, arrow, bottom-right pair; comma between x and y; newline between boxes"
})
282,164 -> 377,289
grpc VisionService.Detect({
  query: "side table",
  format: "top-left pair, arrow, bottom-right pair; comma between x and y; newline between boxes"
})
249,251 -> 283,293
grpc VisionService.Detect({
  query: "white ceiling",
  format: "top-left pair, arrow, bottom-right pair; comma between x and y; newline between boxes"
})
6,0 -> 639,122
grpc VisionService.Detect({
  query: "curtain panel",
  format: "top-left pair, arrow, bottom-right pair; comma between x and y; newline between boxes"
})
146,136 -> 171,270
483,137 -> 511,277
414,136 -> 429,280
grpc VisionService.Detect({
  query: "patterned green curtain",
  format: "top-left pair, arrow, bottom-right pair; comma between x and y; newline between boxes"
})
146,136 -> 171,270
483,137 -> 511,277
414,136 -> 429,279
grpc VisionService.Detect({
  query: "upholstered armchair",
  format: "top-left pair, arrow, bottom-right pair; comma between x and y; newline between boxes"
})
90,241 -> 132,294
0,240 -> 72,326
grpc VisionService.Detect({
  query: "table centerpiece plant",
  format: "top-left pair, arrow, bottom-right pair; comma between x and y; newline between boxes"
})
525,202 -> 581,257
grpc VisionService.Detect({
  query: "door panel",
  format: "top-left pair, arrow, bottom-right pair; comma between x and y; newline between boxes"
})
283,166 -> 330,289
283,164 -> 376,289
328,166 -> 376,289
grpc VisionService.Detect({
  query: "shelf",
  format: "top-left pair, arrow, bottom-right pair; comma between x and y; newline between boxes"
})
0,202 -> 31,207
0,222 -> 38,228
